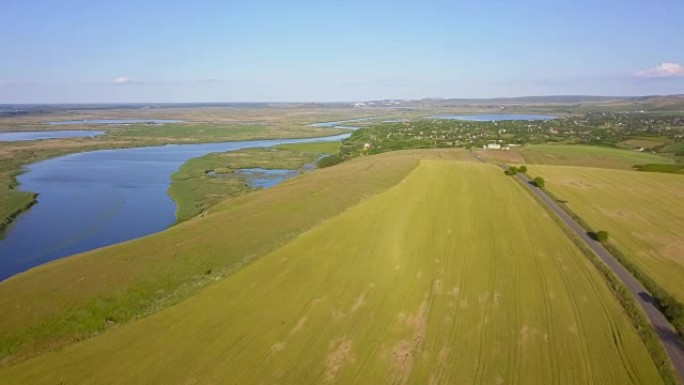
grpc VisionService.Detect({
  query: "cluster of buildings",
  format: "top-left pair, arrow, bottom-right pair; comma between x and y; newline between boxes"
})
482,143 -> 519,151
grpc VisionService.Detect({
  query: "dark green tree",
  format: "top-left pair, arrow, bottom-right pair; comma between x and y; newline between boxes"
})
317,154 -> 345,168
595,230 -> 609,242
532,176 -> 545,187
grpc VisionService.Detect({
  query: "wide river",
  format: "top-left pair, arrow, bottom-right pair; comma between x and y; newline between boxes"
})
0,133 -> 349,281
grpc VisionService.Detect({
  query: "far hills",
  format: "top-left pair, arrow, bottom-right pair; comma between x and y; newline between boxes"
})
2,94 -> 684,118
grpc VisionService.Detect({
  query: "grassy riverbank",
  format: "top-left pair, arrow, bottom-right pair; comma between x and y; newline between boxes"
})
0,124 -> 348,237
274,141 -> 341,154
0,105 -> 403,238
0,140 -> 118,237
0,150 -> 465,366
169,148 -> 318,222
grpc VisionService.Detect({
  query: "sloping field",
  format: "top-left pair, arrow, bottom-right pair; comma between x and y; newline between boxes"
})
530,165 -> 684,303
0,161 -> 662,384
520,145 -> 672,170
0,149 -> 467,365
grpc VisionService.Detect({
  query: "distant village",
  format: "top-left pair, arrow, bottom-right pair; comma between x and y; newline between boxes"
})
340,112 -> 684,158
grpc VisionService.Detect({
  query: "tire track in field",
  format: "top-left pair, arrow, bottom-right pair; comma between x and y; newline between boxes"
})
468,151 -> 684,383
516,172 -> 684,383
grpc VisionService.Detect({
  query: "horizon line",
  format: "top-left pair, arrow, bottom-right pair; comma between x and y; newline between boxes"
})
1,93 -> 683,106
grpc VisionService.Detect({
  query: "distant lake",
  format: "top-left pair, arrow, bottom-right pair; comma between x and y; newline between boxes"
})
48,119 -> 184,125
309,118 -> 369,130
0,130 -> 104,141
431,114 -> 557,121
0,133 -> 349,281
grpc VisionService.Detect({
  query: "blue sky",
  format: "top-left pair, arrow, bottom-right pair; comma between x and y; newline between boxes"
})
1,0 -> 683,103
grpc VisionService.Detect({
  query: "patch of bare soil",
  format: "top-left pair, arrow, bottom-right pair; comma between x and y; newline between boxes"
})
325,338 -> 355,383
391,296 -> 429,383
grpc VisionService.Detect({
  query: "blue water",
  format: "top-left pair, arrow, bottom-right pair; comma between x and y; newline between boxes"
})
239,168 -> 299,189
0,133 -> 349,281
430,114 -> 557,121
48,119 -> 183,125
0,130 -> 105,141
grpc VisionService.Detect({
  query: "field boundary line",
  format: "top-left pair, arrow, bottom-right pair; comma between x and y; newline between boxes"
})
467,150 -> 684,384
538,182 -> 684,339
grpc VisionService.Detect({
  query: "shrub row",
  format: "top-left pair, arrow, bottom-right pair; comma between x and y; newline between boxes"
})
504,165 -> 527,175
316,154 -> 346,168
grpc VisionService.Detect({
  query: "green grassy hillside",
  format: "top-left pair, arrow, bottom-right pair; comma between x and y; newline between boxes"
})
0,149 -> 465,365
0,161 -> 662,384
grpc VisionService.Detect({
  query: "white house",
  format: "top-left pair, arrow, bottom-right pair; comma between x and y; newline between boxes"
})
482,143 -> 501,150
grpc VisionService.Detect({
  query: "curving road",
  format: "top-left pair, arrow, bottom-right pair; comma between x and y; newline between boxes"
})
469,151 -> 684,383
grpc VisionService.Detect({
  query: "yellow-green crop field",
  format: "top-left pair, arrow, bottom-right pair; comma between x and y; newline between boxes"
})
0,160 -> 662,384
520,145 -> 672,170
0,149 -> 464,365
476,145 -> 673,171
530,165 -> 684,303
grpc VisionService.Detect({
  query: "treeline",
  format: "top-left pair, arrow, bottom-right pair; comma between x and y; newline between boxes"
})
316,154 -> 345,168
633,164 -> 684,174
316,113 -> 684,168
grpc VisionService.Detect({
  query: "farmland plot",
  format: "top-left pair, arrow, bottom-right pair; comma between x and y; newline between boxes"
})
0,161 -> 662,384
531,165 -> 684,303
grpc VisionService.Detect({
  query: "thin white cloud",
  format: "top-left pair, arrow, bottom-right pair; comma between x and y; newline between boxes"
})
113,76 -> 137,84
634,62 -> 684,78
